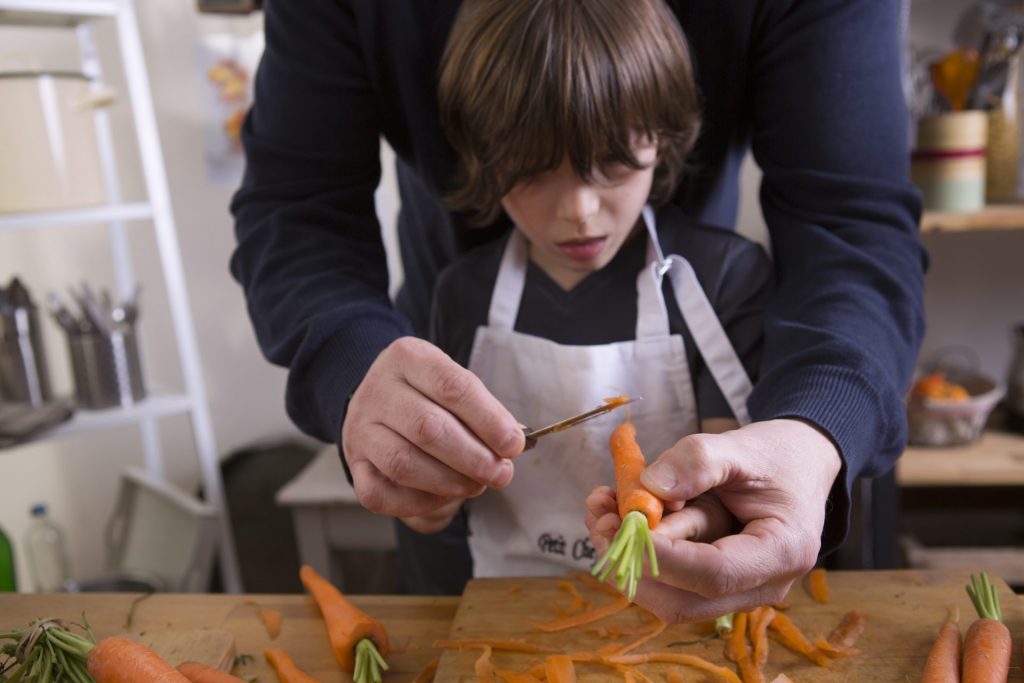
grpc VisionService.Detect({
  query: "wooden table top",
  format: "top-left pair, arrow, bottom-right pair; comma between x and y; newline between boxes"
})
3,577 -> 1022,682
0,592 -> 457,683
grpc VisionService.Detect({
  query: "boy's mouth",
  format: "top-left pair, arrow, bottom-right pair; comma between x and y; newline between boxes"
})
557,236 -> 607,262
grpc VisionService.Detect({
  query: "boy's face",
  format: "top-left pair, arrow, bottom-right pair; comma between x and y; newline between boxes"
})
501,138 -> 658,291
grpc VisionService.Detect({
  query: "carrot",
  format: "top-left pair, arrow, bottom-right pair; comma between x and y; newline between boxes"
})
592,419 -> 664,600
178,661 -> 249,683
963,573 -> 1011,683
543,655 -> 577,683
84,637 -> 192,683
0,619 -> 186,683
413,657 -> 440,683
264,648 -> 323,683
920,614 -> 961,683
807,568 -> 829,604
767,611 -> 830,667
298,564 -> 389,683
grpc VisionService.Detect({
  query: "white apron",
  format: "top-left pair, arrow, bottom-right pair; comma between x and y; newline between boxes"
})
465,207 -> 753,577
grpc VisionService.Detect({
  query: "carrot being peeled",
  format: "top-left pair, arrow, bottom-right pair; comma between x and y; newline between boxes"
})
178,661 -> 249,683
592,419 -> 663,600
963,573 -> 1011,683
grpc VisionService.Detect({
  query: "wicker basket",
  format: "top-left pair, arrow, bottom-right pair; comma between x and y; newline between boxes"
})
906,374 -> 1004,447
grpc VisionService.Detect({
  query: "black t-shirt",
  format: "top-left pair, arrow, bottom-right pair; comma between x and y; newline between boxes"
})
431,204 -> 774,421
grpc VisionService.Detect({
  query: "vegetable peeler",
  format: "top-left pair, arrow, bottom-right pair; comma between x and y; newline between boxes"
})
522,396 -> 641,450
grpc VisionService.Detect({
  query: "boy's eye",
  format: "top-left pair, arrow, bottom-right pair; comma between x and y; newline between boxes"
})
596,161 -> 640,183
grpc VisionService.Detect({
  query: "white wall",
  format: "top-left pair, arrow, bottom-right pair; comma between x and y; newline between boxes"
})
0,1 -> 400,589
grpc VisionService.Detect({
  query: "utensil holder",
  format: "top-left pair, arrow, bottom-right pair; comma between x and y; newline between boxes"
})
0,305 -> 52,406
911,110 -> 988,212
67,327 -> 145,409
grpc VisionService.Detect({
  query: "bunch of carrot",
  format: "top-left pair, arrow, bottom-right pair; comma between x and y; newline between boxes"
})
0,617 -> 192,683
921,572 -> 1012,682
592,419 -> 663,600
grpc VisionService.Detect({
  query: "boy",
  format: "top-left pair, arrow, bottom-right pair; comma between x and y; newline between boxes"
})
397,0 -> 773,593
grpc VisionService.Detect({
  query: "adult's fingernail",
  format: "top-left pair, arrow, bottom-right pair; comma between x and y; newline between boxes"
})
499,428 -> 524,455
491,459 -> 514,488
642,462 -> 677,493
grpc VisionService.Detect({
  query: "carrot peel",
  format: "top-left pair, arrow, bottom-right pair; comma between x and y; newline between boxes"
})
592,510 -> 659,600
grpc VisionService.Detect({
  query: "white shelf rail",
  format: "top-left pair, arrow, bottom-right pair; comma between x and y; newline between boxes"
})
0,0 -> 243,592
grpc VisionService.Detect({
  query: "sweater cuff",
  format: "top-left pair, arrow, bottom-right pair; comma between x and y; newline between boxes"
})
746,364 -> 901,555
285,311 -> 413,446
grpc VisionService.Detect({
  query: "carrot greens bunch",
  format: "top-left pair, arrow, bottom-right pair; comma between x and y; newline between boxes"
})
592,420 -> 663,600
0,617 -> 95,683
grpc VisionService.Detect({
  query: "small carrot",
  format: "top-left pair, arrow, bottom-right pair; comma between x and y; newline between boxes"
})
921,614 -> 961,682
592,419 -> 664,600
299,564 -> 389,683
87,637 -> 192,683
725,612 -> 763,683
474,646 -> 495,683
264,648 -> 323,683
544,655 -> 577,683
807,568 -> 830,604
963,573 -> 1011,683
613,619 -> 668,656
178,661 -> 249,683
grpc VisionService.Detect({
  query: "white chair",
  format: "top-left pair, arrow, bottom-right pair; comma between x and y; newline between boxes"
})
67,467 -> 219,593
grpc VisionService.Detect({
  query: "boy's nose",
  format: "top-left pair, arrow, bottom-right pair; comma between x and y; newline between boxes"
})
557,184 -> 600,226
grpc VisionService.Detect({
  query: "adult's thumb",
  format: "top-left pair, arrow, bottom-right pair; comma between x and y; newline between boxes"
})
640,434 -> 732,501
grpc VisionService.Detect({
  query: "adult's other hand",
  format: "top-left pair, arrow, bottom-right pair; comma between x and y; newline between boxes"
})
587,418 -> 841,622
341,336 -> 525,518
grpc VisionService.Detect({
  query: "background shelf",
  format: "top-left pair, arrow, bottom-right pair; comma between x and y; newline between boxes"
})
897,429 -> 1024,486
921,203 -> 1024,233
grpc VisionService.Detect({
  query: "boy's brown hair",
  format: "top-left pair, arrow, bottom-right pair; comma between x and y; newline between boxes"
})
439,0 -> 701,226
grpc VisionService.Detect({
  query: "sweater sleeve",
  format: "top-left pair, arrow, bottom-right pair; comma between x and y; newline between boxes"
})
745,0 -> 927,552
229,0 -> 412,443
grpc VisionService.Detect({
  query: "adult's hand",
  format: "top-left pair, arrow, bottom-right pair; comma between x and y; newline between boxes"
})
587,418 -> 842,623
341,336 -> 525,518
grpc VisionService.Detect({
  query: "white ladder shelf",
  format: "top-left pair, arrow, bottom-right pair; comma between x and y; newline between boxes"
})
0,0 -> 243,592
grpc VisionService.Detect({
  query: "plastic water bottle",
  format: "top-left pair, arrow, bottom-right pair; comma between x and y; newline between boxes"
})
0,524 -> 16,592
23,504 -> 70,592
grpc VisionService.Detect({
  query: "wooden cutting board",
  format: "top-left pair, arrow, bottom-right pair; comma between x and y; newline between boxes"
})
436,569 -> 1024,682
132,629 -> 236,671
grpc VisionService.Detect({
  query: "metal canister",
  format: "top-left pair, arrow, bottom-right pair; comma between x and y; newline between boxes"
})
0,299 -> 52,406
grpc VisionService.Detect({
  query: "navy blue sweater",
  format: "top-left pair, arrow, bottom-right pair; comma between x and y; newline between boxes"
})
230,0 -> 927,553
